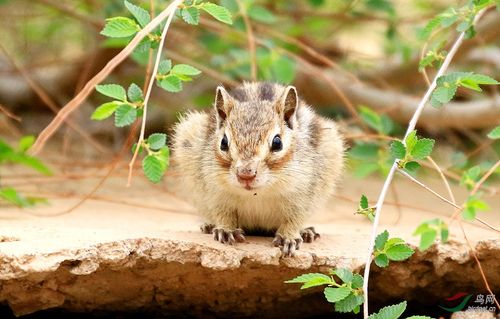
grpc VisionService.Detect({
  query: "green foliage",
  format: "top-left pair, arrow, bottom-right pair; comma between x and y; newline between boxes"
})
460,165 -> 481,190
247,5 -> 277,24
373,230 -> 414,267
156,59 -> 202,93
356,194 -> 375,222
0,137 -> 51,207
389,130 -> 434,171
101,17 -> 140,38
359,105 -> 394,135
286,268 -> 364,314
366,299 -> 433,318
179,2 -> 233,26
413,219 -> 448,251
93,83 -> 144,126
431,72 -> 499,107
124,0 -> 151,28
462,194 -> 489,220
487,126 -> 500,139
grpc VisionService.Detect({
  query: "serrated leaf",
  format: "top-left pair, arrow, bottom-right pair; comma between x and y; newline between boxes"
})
418,15 -> 442,40
124,0 -> 151,28
247,5 -> 277,24
404,161 -> 421,173
18,136 -> 35,153
158,75 -> 183,92
487,126 -> 500,139
181,7 -> 200,25
285,273 -> 331,284
374,254 -> 389,267
385,238 -> 405,248
158,59 -> 172,74
367,301 -> 406,319
431,85 -> 457,107
389,140 -> 406,159
386,244 -> 414,261
419,230 -> 437,251
114,104 -> 137,127
171,64 -> 201,76
147,133 -> 167,150
101,17 -> 139,38
334,268 -> 353,283
142,155 -> 166,183
91,102 -> 120,120
324,287 -> 351,303
127,83 -> 143,103
96,84 -> 127,101
375,230 -> 389,251
200,3 -> 233,24
351,274 -> 364,289
334,293 -> 364,313
300,276 -> 333,289
411,138 -> 434,160
404,130 -> 418,153
360,195 -> 369,209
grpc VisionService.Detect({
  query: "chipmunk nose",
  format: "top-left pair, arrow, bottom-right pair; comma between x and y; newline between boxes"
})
236,166 -> 257,182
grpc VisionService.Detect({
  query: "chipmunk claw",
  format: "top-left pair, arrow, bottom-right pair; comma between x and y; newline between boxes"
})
213,228 -> 246,245
300,226 -> 320,243
272,234 -> 303,257
200,223 -> 215,234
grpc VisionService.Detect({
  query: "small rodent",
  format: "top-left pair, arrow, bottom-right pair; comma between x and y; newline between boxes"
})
172,82 -> 344,256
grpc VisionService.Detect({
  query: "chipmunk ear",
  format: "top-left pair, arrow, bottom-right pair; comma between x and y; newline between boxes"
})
214,86 -> 234,127
278,86 -> 299,129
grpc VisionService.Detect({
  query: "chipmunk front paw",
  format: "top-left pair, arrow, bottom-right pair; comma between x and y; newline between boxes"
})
200,223 -> 215,234
213,227 -> 246,245
272,234 -> 303,257
300,226 -> 320,243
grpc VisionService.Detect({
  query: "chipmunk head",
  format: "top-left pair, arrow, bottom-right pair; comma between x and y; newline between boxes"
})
213,83 -> 299,192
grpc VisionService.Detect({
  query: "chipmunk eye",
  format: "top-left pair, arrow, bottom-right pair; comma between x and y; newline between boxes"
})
220,134 -> 229,151
271,135 -> 283,152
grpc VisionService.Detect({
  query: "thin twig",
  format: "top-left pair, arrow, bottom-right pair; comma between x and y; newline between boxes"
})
127,0 -> 182,187
30,0 -> 184,155
361,9 -> 488,317
0,103 -> 21,122
397,168 -> 462,209
236,0 -> 257,81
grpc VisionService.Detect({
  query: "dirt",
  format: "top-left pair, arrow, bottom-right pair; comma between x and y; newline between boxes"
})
0,159 -> 498,317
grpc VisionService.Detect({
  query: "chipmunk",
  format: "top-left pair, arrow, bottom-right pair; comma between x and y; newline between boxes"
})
171,82 -> 344,257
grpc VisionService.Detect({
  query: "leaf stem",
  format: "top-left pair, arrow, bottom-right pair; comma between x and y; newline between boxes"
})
361,8 -> 488,318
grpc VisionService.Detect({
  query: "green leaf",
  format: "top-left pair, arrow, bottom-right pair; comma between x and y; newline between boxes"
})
385,238 -> 405,248
128,83 -> 143,103
300,276 -> 333,289
158,75 -> 183,92
368,301 -> 406,319
404,130 -> 418,153
10,153 -> 52,175
375,230 -> 389,251
96,84 -> 127,101
487,126 -> 500,139
271,55 -> 296,84
374,254 -> 389,267
247,5 -> 277,24
285,273 -> 331,284
386,244 -> 414,261
334,293 -> 364,313
0,187 -> 31,207
91,102 -> 120,120
171,64 -> 202,76
124,0 -> 151,28
180,7 -> 200,25
359,106 -> 387,134
324,287 -> 351,303
101,17 -> 139,38
404,161 -> 421,173
353,162 -> 379,178
199,3 -> 233,24
158,60 -> 172,74
406,316 -> 434,319
18,136 -> 35,153
349,143 -> 379,160
114,104 -> 137,127
389,140 -> 406,159
419,230 -> 437,251
461,73 -> 499,85
411,138 -> 435,160
431,85 -> 457,107
360,195 -> 369,209
351,274 -> 364,289
147,133 -> 167,150
142,155 -> 166,183
333,268 -> 353,283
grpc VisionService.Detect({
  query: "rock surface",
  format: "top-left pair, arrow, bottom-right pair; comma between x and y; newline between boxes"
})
0,170 -> 498,317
